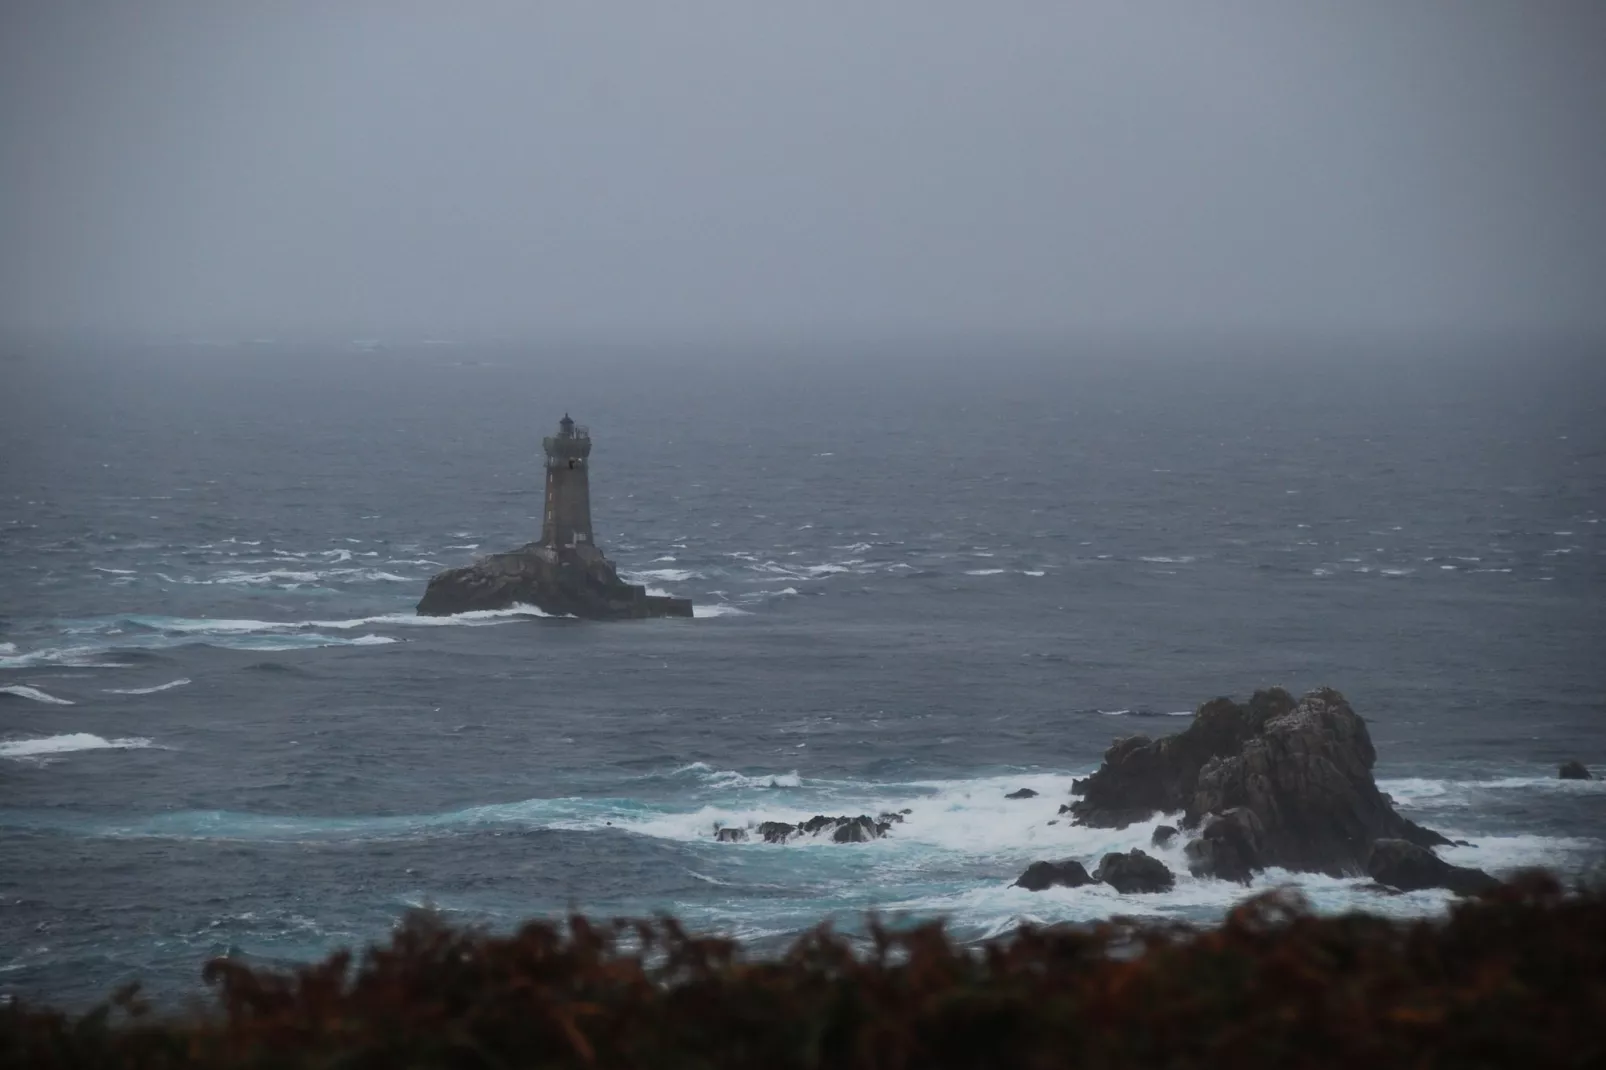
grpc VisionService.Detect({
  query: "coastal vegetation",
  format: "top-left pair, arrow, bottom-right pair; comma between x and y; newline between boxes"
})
4,872 -> 1601,1069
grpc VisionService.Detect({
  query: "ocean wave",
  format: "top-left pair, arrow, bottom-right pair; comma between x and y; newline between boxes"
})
664,763 -> 804,790
0,685 -> 75,705
7,607 -> 566,669
103,678 -> 192,695
1139,555 -> 1197,564
693,604 -> 750,618
7,766 -> 1594,922
1097,708 -> 1195,717
1,733 -> 153,759
1,631 -> 395,666
623,568 -> 699,583
964,569 -> 1007,576
1381,774 -> 1606,809
0,645 -> 133,669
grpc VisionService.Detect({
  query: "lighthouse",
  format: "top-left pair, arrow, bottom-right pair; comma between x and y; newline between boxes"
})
416,413 -> 691,619
541,413 -> 594,549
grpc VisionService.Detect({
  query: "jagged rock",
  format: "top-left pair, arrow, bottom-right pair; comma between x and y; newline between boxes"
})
1094,849 -> 1175,893
877,812 -> 906,825
1070,688 -> 1449,877
1013,859 -> 1097,891
1150,825 -> 1180,848
1057,803 -> 1073,815
1005,788 -> 1039,799
418,543 -> 691,620
1367,839 -> 1498,896
1184,807 -> 1263,885
1070,777 -> 1088,796
715,828 -> 747,843
757,821 -> 797,843
750,815 -> 890,845
1559,761 -> 1593,780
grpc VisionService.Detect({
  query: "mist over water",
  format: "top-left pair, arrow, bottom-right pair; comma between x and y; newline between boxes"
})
2,340 -> 1603,1007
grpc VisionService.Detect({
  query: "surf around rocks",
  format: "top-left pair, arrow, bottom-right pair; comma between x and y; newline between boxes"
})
1016,687 -> 1499,897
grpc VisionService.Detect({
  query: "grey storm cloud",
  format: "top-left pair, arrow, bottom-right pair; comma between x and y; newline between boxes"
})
2,1 -> 1603,342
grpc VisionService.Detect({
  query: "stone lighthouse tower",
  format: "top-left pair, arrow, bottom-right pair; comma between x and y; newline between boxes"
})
415,412 -> 691,619
541,414 -> 594,549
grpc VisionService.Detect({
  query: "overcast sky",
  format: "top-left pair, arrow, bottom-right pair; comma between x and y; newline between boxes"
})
2,2 -> 1603,343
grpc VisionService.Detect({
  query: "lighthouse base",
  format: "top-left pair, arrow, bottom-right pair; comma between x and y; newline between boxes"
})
416,543 -> 693,621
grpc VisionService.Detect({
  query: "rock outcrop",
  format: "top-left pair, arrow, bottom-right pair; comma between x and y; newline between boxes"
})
1183,807 -> 1263,885
743,815 -> 892,845
1005,788 -> 1039,799
1559,761 -> 1593,780
1069,688 -> 1450,878
1367,839 -> 1498,896
1013,859 -> 1097,891
1094,849 -> 1174,893
1150,825 -> 1180,849
417,542 -> 692,620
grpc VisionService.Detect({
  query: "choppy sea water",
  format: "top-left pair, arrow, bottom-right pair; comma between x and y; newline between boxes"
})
2,340 -> 1603,1007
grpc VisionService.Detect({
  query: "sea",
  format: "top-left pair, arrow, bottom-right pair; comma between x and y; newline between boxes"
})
2,338 -> 1603,1007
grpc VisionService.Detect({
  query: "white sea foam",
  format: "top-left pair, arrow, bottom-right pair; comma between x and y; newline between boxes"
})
1022,570 -> 1046,577
1,733 -> 153,759
91,567 -> 137,575
209,568 -> 416,587
0,642 -> 16,656
694,604 -> 750,618
1139,555 -> 1196,564
0,685 -> 75,705
1380,774 -> 1606,811
0,645 -> 132,669
624,568 -> 698,583
104,678 -> 192,695
965,569 -> 1007,576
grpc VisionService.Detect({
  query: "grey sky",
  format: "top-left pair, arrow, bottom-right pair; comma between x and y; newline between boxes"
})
2,1 -> 1603,342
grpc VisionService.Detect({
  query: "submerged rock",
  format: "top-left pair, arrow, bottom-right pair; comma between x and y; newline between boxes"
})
1014,859 -> 1097,892
1005,788 -> 1039,799
1559,760 -> 1593,780
1094,849 -> 1175,893
1367,839 -> 1498,896
1150,825 -> 1180,849
1069,687 -> 1450,877
715,828 -> 747,843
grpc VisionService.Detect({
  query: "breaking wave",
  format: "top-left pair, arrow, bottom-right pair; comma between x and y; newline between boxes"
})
1,733 -> 154,759
0,685 -> 75,705
624,568 -> 700,583
1380,775 -> 1606,810
0,607 -> 568,669
2,765 -> 1595,932
104,678 -> 192,695
694,604 -> 750,618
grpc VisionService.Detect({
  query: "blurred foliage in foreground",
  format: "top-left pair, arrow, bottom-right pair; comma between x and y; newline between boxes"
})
4,873 -> 1603,1069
